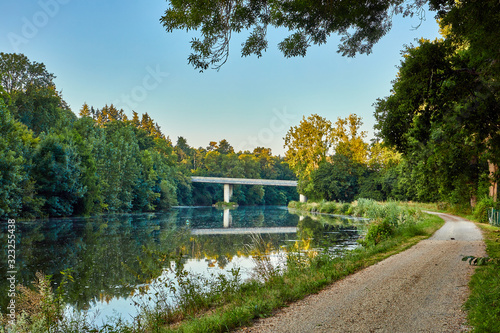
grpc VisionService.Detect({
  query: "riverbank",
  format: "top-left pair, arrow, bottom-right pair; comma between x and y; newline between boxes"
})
237,212 -> 484,332
158,200 -> 445,332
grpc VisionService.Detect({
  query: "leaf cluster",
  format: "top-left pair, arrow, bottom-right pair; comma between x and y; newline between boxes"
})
161,0 -> 429,71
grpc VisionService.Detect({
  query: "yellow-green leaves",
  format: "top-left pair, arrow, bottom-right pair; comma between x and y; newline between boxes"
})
284,113 -> 369,180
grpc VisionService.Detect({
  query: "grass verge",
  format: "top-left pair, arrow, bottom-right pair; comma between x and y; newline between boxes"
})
463,223 -> 500,332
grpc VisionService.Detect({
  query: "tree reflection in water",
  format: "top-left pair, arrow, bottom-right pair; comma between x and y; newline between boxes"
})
0,206 -> 366,323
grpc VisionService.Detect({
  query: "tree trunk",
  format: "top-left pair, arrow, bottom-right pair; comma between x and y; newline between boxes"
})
489,161 -> 498,202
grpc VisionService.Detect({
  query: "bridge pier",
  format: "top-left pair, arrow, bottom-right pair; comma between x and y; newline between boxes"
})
224,184 -> 233,203
223,209 -> 232,227
299,194 -> 307,203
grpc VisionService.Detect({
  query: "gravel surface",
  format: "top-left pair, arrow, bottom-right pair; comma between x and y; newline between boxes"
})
237,212 -> 485,333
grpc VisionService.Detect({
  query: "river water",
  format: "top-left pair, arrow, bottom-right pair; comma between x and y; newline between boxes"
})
0,206 -> 368,325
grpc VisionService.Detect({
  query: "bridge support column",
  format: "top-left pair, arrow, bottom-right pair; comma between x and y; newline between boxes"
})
224,184 -> 233,203
299,194 -> 307,203
223,209 -> 232,228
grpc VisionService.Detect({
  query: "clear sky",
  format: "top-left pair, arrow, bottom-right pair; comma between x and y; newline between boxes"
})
1,0 -> 442,155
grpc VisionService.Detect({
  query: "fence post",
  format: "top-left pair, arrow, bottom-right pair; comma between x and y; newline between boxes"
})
490,208 -> 500,227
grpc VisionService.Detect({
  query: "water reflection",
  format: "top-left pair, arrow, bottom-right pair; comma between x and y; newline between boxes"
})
223,209 -> 231,227
0,206 -> 367,323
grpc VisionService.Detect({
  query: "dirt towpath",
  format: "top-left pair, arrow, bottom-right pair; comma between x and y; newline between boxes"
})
237,212 -> 485,333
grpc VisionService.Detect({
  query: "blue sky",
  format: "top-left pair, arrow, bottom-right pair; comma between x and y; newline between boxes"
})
1,0 -> 442,155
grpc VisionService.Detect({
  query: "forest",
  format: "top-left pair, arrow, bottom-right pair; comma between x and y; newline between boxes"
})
0,52 -> 298,219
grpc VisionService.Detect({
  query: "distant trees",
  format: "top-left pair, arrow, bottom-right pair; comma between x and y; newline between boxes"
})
0,53 -> 300,218
174,137 -> 298,206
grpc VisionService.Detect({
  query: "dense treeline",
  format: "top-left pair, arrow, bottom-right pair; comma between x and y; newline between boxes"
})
174,139 -> 297,206
161,0 -> 499,211
0,53 -> 297,219
284,110 -> 497,209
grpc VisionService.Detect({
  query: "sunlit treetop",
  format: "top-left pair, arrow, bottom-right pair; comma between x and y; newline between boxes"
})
160,0 -> 451,71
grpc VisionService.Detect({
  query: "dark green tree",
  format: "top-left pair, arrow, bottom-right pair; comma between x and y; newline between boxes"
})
1,52 -> 74,135
309,154 -> 362,202
32,133 -> 86,216
0,100 -> 41,218
0,53 -> 55,94
374,35 -> 499,205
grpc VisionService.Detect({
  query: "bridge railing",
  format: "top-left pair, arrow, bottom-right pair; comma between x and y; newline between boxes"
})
488,208 -> 500,227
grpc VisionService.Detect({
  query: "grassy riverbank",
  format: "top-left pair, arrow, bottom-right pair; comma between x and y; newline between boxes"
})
158,200 -> 444,332
1,200 -> 445,333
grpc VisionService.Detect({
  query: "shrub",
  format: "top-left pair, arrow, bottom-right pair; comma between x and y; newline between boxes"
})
473,196 -> 496,223
318,202 -> 338,214
339,203 -> 350,214
359,218 -> 395,246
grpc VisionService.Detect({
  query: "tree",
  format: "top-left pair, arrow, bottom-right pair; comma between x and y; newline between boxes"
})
374,33 -> 500,205
358,142 -> 402,201
0,53 -> 55,94
284,114 -> 332,180
0,100 -> 41,218
331,114 -> 369,164
1,53 -> 73,135
32,133 -> 86,217
217,139 -> 234,154
160,0 -> 430,71
309,154 -> 362,202
79,103 -> 91,117
71,116 -> 104,215
95,122 -> 141,212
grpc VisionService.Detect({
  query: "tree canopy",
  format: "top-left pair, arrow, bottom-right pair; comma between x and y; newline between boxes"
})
160,0 -> 467,71
374,8 -> 500,205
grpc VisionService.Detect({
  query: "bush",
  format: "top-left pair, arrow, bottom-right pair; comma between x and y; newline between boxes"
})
359,218 -> 395,246
318,202 -> 338,214
473,196 -> 496,223
339,203 -> 350,214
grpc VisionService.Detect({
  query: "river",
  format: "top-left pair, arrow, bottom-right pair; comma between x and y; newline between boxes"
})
0,206 -> 368,326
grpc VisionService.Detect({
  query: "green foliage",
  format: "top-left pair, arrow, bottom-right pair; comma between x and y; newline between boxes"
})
32,133 -> 86,217
374,7 -> 500,205
359,218 -> 394,246
0,101 -> 40,218
160,0 -> 429,71
0,53 -> 298,217
462,255 -> 495,266
473,196 -> 500,224
308,155 -> 361,202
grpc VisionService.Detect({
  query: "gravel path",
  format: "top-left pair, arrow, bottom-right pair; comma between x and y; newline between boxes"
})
237,212 -> 485,333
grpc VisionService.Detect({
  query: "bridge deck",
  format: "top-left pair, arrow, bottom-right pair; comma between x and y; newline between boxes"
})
191,227 -> 297,235
191,176 -> 297,187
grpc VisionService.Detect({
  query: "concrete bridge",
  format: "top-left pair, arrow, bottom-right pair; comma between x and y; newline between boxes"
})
190,176 -> 306,203
191,226 -> 297,235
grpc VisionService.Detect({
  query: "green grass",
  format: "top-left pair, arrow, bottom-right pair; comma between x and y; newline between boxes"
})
463,223 -> 500,333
